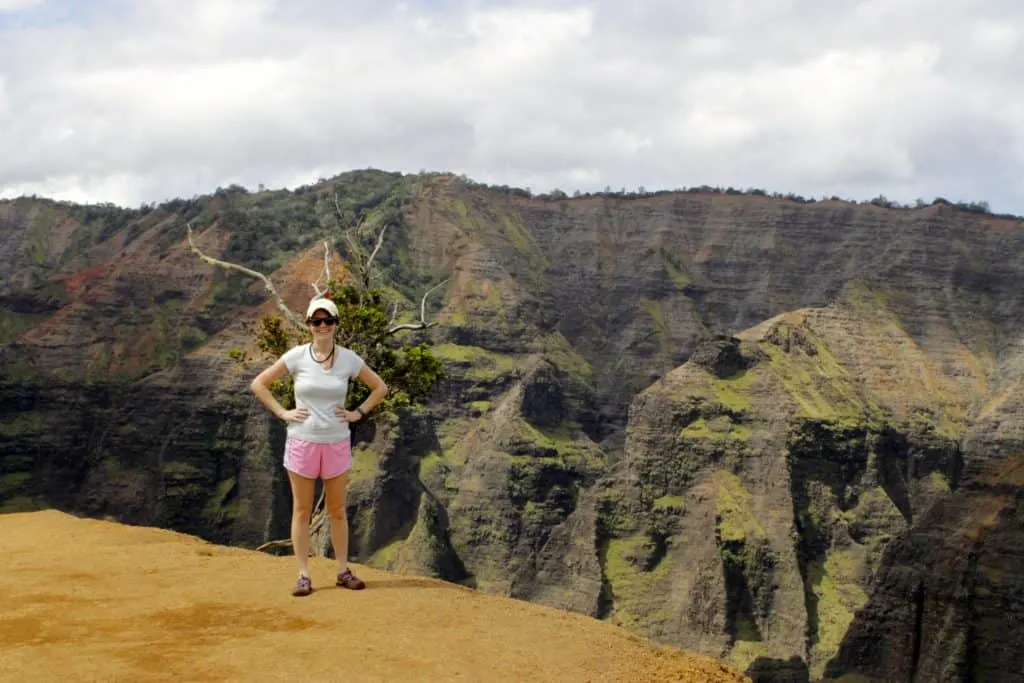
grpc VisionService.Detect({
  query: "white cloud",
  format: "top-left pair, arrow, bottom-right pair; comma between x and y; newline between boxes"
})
0,0 -> 44,12
0,0 -> 1022,213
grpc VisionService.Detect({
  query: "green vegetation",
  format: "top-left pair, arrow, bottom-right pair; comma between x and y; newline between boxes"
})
0,495 -> 38,513
498,209 -> 548,274
713,470 -> 765,543
637,297 -> 677,359
157,459 -> 224,534
434,417 -> 473,468
455,173 -> 1016,222
725,639 -> 769,672
516,417 -> 578,449
529,331 -> 593,381
0,471 -> 35,513
347,443 -> 383,486
660,248 -> 692,289
711,369 -> 755,411
0,412 -> 42,437
367,536 -> 405,569
760,323 -> 881,428
431,343 -> 519,381
26,207 -> 53,266
926,470 -> 951,494
254,283 -> 445,416
681,416 -> 751,441
603,534 -> 674,630
652,495 -> 685,511
468,400 -> 491,415
807,548 -> 869,678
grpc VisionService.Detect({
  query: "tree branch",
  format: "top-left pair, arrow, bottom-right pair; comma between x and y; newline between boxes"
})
311,239 -> 331,298
364,223 -> 388,279
255,489 -> 327,556
255,539 -> 293,552
186,223 -> 305,330
386,278 -> 449,335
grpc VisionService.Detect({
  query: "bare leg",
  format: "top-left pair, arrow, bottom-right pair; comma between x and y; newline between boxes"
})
287,470 -> 316,576
323,471 -> 350,573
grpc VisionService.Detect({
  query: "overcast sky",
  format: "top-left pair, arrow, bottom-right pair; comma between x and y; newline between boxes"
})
1,0 -> 1022,214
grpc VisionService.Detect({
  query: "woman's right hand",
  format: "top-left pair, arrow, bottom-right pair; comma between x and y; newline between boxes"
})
281,407 -> 310,423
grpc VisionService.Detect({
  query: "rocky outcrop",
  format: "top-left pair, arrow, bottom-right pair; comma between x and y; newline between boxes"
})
822,378 -> 1024,682
597,305 -> 980,678
0,355 -> 287,546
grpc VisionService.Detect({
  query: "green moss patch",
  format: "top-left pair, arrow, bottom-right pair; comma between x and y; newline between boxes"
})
711,368 -> 756,411
517,417 -> 576,448
530,331 -> 593,380
0,495 -> 39,513
368,536 -> 405,569
431,343 -> 519,380
435,417 -> 473,469
713,470 -> 765,543
681,416 -> 751,442
760,325 -> 877,425
498,210 -> 547,271
603,534 -> 673,630
808,547 -> 869,678
653,495 -> 685,511
0,413 -> 42,438
660,248 -> 692,289
640,299 -> 671,355
26,205 -> 57,267
348,443 -> 382,485
725,639 -> 770,672
468,400 -> 491,416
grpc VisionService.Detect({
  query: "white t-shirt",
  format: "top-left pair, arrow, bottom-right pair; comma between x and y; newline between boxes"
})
281,343 -> 366,443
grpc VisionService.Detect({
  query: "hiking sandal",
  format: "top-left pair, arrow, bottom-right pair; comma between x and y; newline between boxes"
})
336,568 -> 365,590
292,574 -> 313,597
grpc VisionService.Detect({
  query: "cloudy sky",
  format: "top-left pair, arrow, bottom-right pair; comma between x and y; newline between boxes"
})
1,0 -> 1022,214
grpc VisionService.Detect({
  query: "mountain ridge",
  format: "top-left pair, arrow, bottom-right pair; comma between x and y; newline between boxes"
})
3,169 -> 1024,681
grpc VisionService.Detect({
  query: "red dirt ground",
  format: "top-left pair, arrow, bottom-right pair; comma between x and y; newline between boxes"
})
0,510 -> 750,682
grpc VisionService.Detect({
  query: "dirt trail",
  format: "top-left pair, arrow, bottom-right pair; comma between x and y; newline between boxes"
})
0,510 -> 749,682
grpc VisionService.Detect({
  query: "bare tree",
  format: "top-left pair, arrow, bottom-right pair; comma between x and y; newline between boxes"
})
185,211 -> 449,558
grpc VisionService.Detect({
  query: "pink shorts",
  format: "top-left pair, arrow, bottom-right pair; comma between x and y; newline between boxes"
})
284,438 -> 352,480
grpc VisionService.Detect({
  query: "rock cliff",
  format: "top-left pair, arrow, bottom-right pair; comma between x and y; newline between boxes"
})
2,171 -> 1024,681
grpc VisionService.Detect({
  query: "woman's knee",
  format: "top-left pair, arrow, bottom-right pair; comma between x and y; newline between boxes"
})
327,503 -> 347,522
292,506 -> 312,524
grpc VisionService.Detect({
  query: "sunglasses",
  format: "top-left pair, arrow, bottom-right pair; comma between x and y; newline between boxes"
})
308,317 -> 337,327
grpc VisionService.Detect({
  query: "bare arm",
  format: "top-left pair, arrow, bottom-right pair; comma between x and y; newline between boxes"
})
355,365 -> 388,415
336,364 -> 389,423
250,357 -> 308,423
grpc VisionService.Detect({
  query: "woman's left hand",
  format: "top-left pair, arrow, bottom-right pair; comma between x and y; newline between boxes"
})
335,406 -> 363,423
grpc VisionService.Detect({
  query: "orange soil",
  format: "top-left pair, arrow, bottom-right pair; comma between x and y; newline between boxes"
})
0,510 -> 749,683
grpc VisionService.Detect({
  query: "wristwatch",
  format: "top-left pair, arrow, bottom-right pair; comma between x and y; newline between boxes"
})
355,407 -> 366,419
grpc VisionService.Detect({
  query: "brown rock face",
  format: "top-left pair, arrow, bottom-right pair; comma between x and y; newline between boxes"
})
601,305 -> 973,677
824,398 -> 1024,682
3,174 -> 1024,682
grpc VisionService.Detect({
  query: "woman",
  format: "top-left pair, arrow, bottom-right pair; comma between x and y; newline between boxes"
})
250,297 -> 388,597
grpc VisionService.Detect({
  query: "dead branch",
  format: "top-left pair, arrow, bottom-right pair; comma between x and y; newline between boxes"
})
364,224 -> 388,279
332,193 -> 346,226
331,192 -> 389,291
186,223 -> 305,330
255,489 -> 329,557
310,239 -> 331,298
255,539 -> 293,552
386,278 -> 450,335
